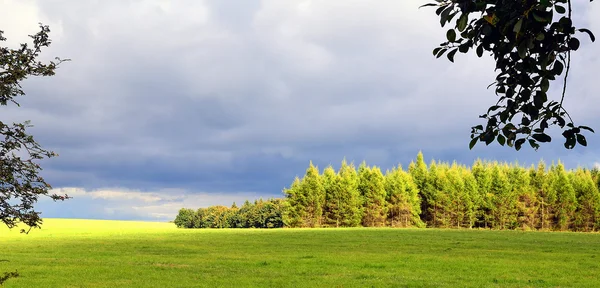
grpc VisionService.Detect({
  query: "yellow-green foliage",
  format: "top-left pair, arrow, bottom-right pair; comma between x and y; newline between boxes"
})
178,153 -> 600,232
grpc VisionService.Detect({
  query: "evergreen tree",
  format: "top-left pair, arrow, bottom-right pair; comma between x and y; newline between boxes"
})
385,166 -> 404,227
358,164 -> 388,227
471,159 -> 493,228
488,163 -> 515,229
571,169 -> 600,231
445,163 -> 474,228
409,151 -> 429,221
460,166 -> 479,228
322,165 -> 342,227
303,161 -> 326,227
508,164 -> 537,230
550,162 -> 578,231
591,168 -> 600,191
531,160 -> 555,230
385,165 -> 424,227
176,156 -> 600,233
424,161 -> 442,227
430,162 -> 453,228
282,177 -> 305,228
400,168 -> 425,228
337,160 -> 363,227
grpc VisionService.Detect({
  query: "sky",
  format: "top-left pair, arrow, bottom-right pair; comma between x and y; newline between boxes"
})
1,0 -> 599,222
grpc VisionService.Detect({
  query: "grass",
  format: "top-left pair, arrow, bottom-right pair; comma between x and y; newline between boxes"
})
1,219 -> 599,287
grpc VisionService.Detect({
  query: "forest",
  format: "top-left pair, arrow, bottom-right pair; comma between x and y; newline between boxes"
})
174,152 -> 600,232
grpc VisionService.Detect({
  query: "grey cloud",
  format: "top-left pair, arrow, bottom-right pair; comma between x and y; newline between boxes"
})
1,0 -> 599,222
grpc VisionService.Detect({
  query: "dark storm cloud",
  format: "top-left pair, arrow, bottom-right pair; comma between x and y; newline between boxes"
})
1,0 -> 598,220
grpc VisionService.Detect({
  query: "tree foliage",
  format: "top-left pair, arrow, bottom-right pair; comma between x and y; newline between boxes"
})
173,199 -> 284,229
176,153 -> 600,232
1,24 -> 70,233
422,0 -> 596,150
1,23 -> 70,286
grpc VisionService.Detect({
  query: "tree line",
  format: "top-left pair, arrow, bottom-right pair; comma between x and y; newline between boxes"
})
174,198 -> 285,229
174,152 -> 600,232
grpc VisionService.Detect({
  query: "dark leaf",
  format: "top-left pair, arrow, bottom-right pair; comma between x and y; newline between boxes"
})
541,78 -> 550,92
552,60 -> 564,75
500,111 -> 509,123
578,28 -> 596,42
440,6 -> 453,27
447,29 -> 457,42
569,38 -> 581,50
529,139 -> 540,150
515,138 -> 526,151
536,33 -> 545,41
513,18 -> 523,34
484,132 -> 495,145
518,40 -> 528,59
457,13 -> 468,32
497,134 -> 506,146
436,48 -> 448,58
435,5 -> 445,16
565,136 -> 577,149
476,44 -> 484,57
532,12 -> 547,22
557,116 -> 566,127
579,125 -> 595,133
469,137 -> 478,150
576,134 -> 588,146
532,133 -> 552,143
555,5 -> 566,14
447,48 -> 458,62
419,3 -> 439,9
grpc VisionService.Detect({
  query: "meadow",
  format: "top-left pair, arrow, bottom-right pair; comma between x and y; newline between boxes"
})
1,219 -> 599,287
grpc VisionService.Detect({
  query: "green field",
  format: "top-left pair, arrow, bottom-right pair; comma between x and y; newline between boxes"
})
1,219 -> 599,287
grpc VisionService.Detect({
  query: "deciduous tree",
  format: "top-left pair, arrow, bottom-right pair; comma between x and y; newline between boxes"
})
1,24 -> 69,285
422,0 -> 596,150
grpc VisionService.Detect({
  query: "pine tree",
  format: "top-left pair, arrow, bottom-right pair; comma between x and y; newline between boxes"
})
385,166 -> 409,227
433,162 -> 454,228
337,160 -> 363,227
508,164 -> 537,230
591,168 -> 600,191
303,161 -> 326,227
472,159 -> 493,228
358,164 -> 388,227
571,169 -> 600,231
551,161 -> 577,231
424,161 -> 442,227
282,177 -> 304,228
488,163 -> 515,229
385,165 -> 425,227
400,168 -> 425,228
322,165 -> 342,227
460,166 -> 479,228
409,151 -> 429,221
445,163 -> 475,228
531,160 -> 555,230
